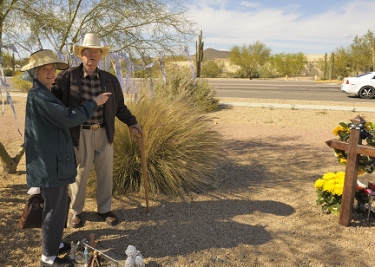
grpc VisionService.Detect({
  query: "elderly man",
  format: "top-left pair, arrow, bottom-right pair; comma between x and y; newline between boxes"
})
22,49 -> 110,267
52,33 -> 142,228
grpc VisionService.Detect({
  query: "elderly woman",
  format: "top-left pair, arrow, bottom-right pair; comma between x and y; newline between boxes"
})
21,49 -> 111,267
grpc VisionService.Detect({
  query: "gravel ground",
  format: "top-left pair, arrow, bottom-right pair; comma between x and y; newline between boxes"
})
1,94 -> 375,267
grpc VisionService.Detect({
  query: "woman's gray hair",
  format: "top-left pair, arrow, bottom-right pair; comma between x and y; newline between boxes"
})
27,67 -> 39,80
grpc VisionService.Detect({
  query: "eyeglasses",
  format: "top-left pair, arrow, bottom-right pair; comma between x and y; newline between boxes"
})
82,49 -> 102,55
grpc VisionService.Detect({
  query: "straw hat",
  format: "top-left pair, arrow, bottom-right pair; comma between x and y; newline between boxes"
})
73,33 -> 110,59
21,49 -> 68,71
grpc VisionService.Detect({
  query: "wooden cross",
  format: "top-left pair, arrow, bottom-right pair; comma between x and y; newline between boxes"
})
326,115 -> 375,226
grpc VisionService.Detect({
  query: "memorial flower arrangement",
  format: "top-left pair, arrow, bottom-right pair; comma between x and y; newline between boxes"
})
332,120 -> 375,173
314,172 -> 345,214
355,181 -> 375,205
315,119 -> 375,215
314,172 -> 374,214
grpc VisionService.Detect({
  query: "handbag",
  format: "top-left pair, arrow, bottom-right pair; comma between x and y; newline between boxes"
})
18,194 -> 70,229
19,194 -> 44,229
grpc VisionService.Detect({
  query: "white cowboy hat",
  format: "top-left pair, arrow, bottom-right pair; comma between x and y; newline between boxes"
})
73,33 -> 110,59
21,49 -> 68,71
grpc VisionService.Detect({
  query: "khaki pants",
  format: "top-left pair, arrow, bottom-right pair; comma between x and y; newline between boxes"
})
70,127 -> 113,214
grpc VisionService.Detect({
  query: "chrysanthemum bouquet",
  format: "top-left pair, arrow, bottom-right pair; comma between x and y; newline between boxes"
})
315,172 -> 375,214
314,172 -> 345,214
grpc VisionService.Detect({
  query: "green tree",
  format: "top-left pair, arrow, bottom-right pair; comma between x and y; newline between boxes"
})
229,41 -> 271,80
333,30 -> 374,77
269,52 -> 307,77
331,47 -> 351,78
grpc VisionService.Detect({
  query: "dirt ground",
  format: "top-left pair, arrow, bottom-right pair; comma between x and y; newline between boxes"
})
1,93 -> 375,267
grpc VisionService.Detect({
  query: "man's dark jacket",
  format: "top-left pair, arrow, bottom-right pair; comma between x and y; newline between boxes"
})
52,64 -> 137,146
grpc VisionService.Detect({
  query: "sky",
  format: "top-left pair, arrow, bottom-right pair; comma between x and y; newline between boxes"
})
185,0 -> 375,55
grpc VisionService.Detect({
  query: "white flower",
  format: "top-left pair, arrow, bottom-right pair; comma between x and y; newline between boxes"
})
357,180 -> 367,188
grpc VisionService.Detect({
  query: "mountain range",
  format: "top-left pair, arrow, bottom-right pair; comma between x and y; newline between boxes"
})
199,48 -> 230,59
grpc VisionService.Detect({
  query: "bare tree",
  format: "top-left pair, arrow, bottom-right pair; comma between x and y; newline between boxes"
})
5,0 -> 197,59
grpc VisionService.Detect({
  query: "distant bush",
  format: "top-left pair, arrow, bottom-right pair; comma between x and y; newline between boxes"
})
13,72 -> 32,92
337,76 -> 343,81
229,69 -> 248,78
4,69 -> 12,76
201,60 -> 224,78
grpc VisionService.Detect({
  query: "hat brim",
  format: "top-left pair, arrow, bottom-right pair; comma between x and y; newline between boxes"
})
21,61 -> 68,72
73,45 -> 110,59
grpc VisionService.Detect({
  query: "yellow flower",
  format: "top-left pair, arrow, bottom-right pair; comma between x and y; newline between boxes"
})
334,151 -> 343,157
365,121 -> 372,131
318,172 -> 345,196
314,179 -> 324,190
332,126 -> 344,136
315,172 -> 345,213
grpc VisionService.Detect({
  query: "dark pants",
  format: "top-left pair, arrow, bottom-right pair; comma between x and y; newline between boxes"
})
40,186 -> 68,256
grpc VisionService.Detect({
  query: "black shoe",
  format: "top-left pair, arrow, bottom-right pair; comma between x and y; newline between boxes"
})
69,213 -> 84,228
58,242 -> 71,255
98,211 -> 119,226
40,257 -> 73,267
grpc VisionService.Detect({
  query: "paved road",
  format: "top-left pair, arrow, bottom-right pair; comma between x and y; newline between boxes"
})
5,76 -> 374,104
206,78 -> 374,103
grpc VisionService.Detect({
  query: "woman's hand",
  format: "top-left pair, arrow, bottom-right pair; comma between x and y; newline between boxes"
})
94,92 -> 112,105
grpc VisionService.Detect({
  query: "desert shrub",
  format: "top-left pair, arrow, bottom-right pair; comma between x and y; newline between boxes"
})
4,69 -> 12,76
201,60 -> 224,78
154,66 -> 219,112
257,64 -> 278,78
231,68 -> 248,78
111,95 -> 225,195
12,72 -> 32,92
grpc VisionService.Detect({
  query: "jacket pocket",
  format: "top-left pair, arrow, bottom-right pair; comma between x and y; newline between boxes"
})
56,153 -> 76,180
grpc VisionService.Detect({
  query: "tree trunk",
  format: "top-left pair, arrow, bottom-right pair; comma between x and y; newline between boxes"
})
0,142 -> 25,174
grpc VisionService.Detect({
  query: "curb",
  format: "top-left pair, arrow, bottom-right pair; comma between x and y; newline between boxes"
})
220,102 -> 375,113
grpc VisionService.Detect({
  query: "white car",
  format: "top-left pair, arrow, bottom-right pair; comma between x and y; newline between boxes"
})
341,72 -> 375,99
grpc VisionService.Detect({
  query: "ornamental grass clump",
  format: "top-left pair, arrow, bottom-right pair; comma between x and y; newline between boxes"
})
154,66 -> 219,112
111,94 -> 225,196
314,172 -> 345,214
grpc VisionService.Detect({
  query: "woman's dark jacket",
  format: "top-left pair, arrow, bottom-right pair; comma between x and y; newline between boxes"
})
52,64 -> 137,147
25,80 -> 98,188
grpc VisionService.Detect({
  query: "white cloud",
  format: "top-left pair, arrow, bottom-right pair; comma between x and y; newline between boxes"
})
187,0 -> 375,54
239,1 -> 261,9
